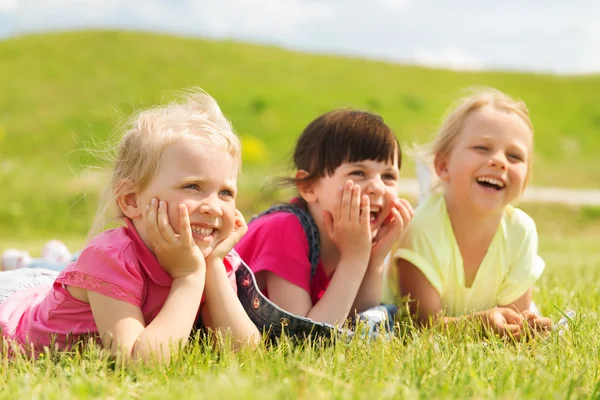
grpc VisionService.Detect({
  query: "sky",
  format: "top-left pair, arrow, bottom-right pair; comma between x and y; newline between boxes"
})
1,0 -> 599,75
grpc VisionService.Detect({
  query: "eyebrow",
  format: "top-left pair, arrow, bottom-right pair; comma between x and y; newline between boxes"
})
347,162 -> 399,173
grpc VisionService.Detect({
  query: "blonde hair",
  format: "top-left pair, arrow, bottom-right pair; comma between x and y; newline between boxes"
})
416,87 -> 534,194
88,88 -> 241,240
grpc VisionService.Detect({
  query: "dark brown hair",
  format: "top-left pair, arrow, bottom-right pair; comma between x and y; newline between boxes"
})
291,109 -> 401,188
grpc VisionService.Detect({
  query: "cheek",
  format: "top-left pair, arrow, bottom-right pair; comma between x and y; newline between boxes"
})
221,203 -> 237,232
167,207 -> 182,233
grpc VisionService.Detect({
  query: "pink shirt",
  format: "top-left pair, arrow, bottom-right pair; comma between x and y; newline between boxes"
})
235,212 -> 330,304
0,219 -> 241,352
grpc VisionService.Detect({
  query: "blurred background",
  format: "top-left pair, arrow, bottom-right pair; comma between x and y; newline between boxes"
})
1,0 -> 599,252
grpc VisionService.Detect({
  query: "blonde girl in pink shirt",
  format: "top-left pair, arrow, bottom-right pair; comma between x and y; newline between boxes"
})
0,89 -> 260,362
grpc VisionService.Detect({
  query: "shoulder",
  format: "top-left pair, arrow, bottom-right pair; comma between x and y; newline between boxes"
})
246,211 -> 306,238
63,226 -> 140,277
503,206 -> 537,238
400,194 -> 447,242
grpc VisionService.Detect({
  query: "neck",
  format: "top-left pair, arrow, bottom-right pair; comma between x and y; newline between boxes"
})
444,193 -> 503,245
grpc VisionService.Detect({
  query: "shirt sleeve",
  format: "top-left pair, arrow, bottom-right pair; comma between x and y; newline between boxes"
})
236,213 -> 313,293
223,249 -> 242,295
390,218 -> 446,297
496,211 -> 545,306
56,243 -> 144,307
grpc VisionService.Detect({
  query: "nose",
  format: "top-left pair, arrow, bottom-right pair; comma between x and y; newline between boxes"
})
198,193 -> 223,217
489,150 -> 508,170
364,176 -> 386,197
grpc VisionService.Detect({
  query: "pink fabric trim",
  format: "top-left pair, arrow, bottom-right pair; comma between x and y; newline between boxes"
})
59,271 -> 142,307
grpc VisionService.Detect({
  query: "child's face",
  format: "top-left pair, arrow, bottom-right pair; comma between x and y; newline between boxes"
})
437,106 -> 532,215
309,157 -> 400,238
136,136 -> 238,257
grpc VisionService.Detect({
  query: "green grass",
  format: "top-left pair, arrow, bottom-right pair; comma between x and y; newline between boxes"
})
1,30 -> 600,239
1,30 -> 600,398
1,230 -> 599,399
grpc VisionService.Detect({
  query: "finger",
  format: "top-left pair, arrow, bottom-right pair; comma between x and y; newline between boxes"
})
157,200 -> 176,243
340,180 -> 354,221
233,209 -> 248,236
500,324 -> 522,340
396,198 -> 414,218
178,204 -> 193,244
350,183 -> 361,222
395,199 -> 414,226
145,198 -> 164,246
378,207 -> 401,237
359,194 -> 370,227
501,308 -> 525,325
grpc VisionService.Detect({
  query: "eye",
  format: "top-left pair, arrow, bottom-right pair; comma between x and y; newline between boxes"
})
183,184 -> 200,191
473,145 -> 488,152
382,173 -> 398,181
219,189 -> 235,198
349,170 -> 365,177
507,153 -> 524,162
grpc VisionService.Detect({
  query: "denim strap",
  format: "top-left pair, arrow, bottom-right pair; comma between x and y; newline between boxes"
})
249,203 -> 320,281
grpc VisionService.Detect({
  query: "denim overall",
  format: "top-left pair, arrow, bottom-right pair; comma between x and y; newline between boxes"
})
232,203 -> 398,341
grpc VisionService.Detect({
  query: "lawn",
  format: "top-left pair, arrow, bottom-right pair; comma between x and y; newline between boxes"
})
1,30 -> 600,240
1,30 -> 600,398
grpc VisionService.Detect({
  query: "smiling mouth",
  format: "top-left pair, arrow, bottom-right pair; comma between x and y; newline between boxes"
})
476,177 -> 506,191
191,225 -> 215,237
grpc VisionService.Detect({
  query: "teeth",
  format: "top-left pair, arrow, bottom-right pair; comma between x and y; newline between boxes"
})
370,211 -> 378,222
476,177 -> 505,188
191,226 -> 214,236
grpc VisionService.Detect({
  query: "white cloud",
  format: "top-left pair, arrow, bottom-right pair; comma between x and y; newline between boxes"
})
1,0 -> 599,74
0,0 -> 17,12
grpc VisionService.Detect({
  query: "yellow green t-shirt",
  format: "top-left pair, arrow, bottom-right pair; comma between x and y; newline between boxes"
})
382,193 -> 544,316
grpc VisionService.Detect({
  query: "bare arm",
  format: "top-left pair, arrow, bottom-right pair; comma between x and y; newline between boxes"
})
200,210 -> 260,348
263,181 -> 371,326
201,258 -> 261,349
89,271 -> 205,364
352,198 -> 414,313
397,258 -> 528,338
265,258 -> 367,326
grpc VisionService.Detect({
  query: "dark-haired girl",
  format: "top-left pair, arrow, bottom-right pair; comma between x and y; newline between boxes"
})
235,109 -> 413,326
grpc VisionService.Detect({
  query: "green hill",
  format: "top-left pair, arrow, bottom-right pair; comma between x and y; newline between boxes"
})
1,30 -> 599,239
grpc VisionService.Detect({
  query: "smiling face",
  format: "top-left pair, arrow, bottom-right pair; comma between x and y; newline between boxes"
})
307,157 -> 400,238
435,106 -> 532,215
133,136 -> 238,257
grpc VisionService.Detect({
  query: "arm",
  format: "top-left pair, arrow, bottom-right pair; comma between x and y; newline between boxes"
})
201,259 -> 261,348
397,258 -> 526,338
89,199 -> 206,364
266,181 -> 371,326
89,271 -> 204,364
500,288 -> 552,333
265,258 -> 367,326
201,210 -> 261,348
352,198 -> 414,313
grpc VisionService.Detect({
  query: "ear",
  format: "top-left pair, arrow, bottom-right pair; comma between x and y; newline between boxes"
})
433,153 -> 450,182
115,180 -> 143,219
295,170 -> 318,203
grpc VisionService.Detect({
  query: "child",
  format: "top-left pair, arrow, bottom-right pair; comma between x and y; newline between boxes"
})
382,88 -> 552,338
0,89 -> 260,362
235,109 -> 414,328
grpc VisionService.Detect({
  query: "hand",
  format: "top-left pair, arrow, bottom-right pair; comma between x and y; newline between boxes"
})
479,307 -> 525,339
207,209 -> 248,262
370,197 -> 414,265
521,310 -> 552,337
145,198 -> 206,279
322,180 -> 372,265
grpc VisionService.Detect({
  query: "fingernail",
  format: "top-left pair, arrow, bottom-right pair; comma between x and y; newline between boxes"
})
151,198 -> 157,205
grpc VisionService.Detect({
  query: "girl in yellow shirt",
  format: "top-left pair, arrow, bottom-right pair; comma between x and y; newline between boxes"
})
384,88 -> 552,339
